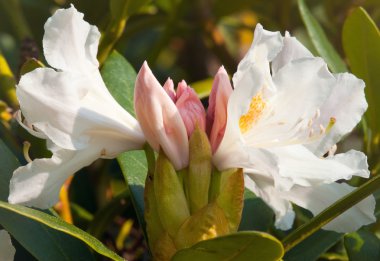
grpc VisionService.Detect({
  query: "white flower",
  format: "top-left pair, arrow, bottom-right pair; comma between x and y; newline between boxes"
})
8,6 -> 145,209
0,230 -> 15,261
213,24 -> 375,232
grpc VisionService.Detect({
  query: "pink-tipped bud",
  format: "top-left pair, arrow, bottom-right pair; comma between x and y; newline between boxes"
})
134,62 -> 189,170
163,78 -> 176,102
176,80 -> 206,137
207,66 -> 233,153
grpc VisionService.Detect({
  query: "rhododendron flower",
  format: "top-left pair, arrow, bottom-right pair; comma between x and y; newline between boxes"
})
8,6 -> 145,209
0,230 -> 15,261
211,24 -> 375,232
134,62 -> 205,170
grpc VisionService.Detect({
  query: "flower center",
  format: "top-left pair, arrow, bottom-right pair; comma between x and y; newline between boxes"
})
239,93 -> 266,133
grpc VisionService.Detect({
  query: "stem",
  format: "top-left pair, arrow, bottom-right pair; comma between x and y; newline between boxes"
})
56,176 -> 74,224
282,174 -> 380,252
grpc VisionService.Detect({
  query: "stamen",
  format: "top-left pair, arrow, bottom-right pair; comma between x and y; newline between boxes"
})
239,93 -> 266,133
23,141 -> 32,163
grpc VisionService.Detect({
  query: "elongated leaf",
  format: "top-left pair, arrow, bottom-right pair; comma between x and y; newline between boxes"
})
172,231 -> 284,261
297,0 -> 347,73
344,229 -> 380,261
101,51 -> 147,228
342,7 -> 380,134
0,139 -> 19,201
0,201 -> 123,261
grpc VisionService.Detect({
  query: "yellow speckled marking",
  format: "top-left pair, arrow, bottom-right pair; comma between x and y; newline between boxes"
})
239,93 -> 266,133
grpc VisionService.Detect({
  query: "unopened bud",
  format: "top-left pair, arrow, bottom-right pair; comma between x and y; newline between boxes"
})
154,150 -> 190,237
176,80 -> 206,137
175,203 -> 229,249
187,125 -> 212,214
216,168 -> 244,232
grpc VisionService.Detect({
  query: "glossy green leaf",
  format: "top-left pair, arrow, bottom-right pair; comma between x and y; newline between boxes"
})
342,7 -> 380,134
0,139 -> 19,201
297,0 -> 347,73
190,78 -> 213,99
101,51 -> 147,228
0,201 -> 123,261
172,231 -> 284,261
344,230 -> 380,261
19,58 -> 44,76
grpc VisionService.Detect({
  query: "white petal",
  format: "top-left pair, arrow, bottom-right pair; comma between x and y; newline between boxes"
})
306,73 -> 367,156
0,230 -> 15,261
43,5 -> 100,73
8,147 -> 101,209
271,33 -> 313,75
270,145 -> 369,190
244,173 -> 295,230
284,183 -> 376,233
17,68 -> 144,152
244,58 -> 335,148
213,65 -> 265,170
233,23 -> 283,89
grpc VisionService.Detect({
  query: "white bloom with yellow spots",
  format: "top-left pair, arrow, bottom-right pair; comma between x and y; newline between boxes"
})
213,24 -> 375,232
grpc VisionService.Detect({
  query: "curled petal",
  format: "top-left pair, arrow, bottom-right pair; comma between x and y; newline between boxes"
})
306,73 -> 367,156
207,66 -> 233,153
17,68 -> 144,152
233,23 -> 283,89
134,62 -> 189,170
8,147 -> 101,209
284,183 -> 376,233
0,230 -> 15,261
244,173 -> 295,230
271,145 -> 369,190
176,80 -> 206,137
43,5 -> 100,73
271,32 -> 313,75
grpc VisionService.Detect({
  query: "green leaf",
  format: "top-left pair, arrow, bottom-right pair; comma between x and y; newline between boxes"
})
190,78 -> 213,99
342,7 -> 380,134
0,201 -> 123,261
297,0 -> 347,73
284,230 -> 342,261
101,51 -> 136,114
172,231 -> 284,261
101,51 -> 147,228
0,139 -> 19,201
344,230 -> 380,261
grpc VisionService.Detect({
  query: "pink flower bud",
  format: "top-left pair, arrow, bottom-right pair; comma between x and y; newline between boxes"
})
134,62 -> 189,170
163,78 -> 176,102
207,66 -> 233,153
176,80 -> 206,137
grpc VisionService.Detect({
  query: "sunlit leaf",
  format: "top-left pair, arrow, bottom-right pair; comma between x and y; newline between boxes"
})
0,201 -> 123,261
342,7 -> 380,134
172,231 -> 284,261
297,0 -> 347,73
